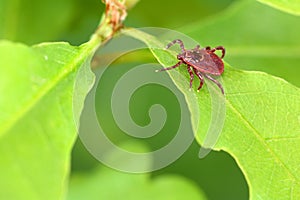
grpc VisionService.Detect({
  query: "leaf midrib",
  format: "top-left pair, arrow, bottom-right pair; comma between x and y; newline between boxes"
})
124,28 -> 300,190
0,42 -> 96,137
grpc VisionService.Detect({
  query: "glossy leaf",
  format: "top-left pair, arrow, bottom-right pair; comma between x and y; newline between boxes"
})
256,0 -> 300,15
0,41 -> 95,199
125,28 -> 300,200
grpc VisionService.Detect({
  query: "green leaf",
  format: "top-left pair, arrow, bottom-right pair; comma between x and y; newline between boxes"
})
68,141 -> 207,200
180,0 -> 300,87
124,28 -> 300,199
256,0 -> 300,15
0,40 -> 96,199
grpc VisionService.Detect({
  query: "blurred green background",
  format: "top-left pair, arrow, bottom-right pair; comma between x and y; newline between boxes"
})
2,0 -> 300,199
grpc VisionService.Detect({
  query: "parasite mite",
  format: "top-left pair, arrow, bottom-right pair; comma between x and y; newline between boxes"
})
157,39 -> 225,94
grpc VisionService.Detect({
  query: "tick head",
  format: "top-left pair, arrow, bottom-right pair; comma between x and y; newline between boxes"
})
190,50 -> 205,62
177,53 -> 184,60
181,50 -> 205,63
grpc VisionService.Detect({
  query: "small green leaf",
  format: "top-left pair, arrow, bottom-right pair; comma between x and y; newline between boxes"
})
0,40 -> 96,199
125,28 -> 300,200
256,0 -> 300,15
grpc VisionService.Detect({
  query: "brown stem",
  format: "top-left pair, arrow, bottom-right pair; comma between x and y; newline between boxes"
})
93,0 -> 128,43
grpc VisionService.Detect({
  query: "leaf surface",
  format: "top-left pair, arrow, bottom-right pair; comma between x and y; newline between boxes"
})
0,40 -> 95,200
125,28 -> 300,200
256,0 -> 300,15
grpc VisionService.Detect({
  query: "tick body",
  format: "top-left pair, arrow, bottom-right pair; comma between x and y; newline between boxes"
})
157,39 -> 225,94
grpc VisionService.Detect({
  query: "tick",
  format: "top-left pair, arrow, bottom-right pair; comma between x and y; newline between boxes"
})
156,39 -> 225,94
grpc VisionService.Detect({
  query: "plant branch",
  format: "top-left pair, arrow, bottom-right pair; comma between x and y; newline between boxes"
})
89,0 -> 129,46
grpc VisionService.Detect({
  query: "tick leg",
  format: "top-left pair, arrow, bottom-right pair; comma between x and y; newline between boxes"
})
155,61 -> 183,72
209,46 -> 225,58
204,74 -> 224,94
166,39 -> 185,53
187,66 -> 194,90
193,69 -> 205,92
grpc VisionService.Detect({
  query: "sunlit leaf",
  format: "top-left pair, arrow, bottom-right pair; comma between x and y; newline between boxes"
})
256,0 -> 300,15
0,40 -> 95,199
125,28 -> 300,200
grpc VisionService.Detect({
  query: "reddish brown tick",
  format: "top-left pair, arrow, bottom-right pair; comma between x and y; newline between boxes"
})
156,39 -> 225,94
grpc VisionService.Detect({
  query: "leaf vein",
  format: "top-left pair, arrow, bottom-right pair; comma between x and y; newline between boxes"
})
227,99 -> 300,185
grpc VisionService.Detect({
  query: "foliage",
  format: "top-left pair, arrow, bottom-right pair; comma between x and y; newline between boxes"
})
0,0 -> 299,199
126,27 -> 300,199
